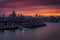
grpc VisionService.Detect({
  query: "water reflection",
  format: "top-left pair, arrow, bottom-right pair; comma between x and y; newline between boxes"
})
0,22 -> 60,40
0,30 -> 4,33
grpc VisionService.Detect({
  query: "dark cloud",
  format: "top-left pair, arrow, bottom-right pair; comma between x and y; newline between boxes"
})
0,0 -> 60,16
0,0 -> 60,8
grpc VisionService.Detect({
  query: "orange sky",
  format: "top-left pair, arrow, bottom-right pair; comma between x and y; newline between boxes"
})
0,6 -> 60,16
4,9 -> 60,16
22,9 -> 60,16
0,0 -> 60,16
16,7 -> 60,16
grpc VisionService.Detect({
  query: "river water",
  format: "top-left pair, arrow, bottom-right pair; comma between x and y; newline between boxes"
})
0,22 -> 60,40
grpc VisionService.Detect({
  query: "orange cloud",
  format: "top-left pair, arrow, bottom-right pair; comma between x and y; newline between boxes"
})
16,9 -> 60,16
0,6 -> 60,16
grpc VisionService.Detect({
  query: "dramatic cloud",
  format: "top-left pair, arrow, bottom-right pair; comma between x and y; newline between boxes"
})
0,0 -> 60,16
0,0 -> 60,8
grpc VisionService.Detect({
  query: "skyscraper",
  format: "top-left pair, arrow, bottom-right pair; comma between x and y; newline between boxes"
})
9,11 -> 17,19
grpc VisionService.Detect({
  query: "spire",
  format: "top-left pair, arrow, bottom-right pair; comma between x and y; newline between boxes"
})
35,14 -> 38,17
12,11 -> 15,14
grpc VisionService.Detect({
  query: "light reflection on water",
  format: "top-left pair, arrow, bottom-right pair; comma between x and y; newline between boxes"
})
0,22 -> 60,40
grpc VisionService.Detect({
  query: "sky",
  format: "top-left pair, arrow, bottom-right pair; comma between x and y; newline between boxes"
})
0,0 -> 60,16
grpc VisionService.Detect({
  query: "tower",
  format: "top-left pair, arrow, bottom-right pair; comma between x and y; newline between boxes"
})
9,11 -> 17,19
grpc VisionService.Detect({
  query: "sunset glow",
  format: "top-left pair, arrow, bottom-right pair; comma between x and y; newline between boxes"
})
0,0 -> 60,16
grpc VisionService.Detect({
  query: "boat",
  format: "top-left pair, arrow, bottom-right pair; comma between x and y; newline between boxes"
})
22,23 -> 46,28
20,19 -> 46,28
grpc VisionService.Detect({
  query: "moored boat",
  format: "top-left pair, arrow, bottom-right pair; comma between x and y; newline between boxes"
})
20,19 -> 46,28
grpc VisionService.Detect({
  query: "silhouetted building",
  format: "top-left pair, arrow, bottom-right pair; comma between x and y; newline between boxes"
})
9,11 -> 17,19
1,14 -> 5,19
35,14 -> 39,17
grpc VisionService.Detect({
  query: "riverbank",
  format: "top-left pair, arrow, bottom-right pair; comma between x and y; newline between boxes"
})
0,27 -> 19,30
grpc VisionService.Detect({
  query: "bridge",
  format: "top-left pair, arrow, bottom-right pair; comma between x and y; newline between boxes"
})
0,20 -> 29,29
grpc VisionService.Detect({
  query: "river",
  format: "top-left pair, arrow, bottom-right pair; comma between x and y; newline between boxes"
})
0,22 -> 60,40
